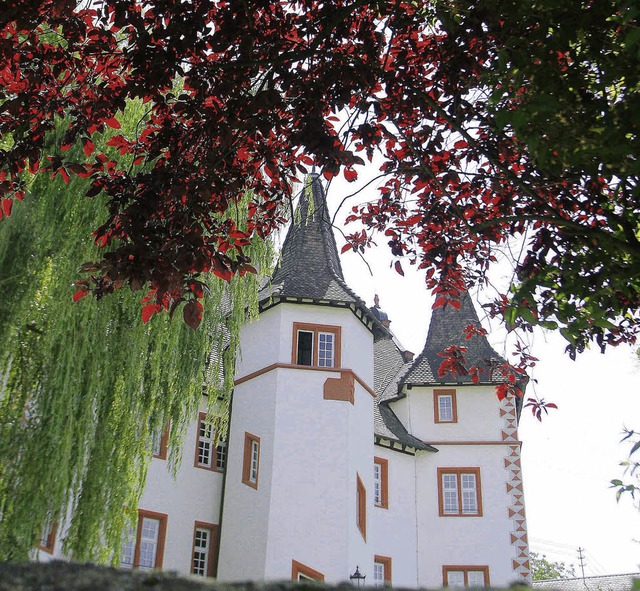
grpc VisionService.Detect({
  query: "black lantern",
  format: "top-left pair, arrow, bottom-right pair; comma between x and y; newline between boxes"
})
350,566 -> 366,587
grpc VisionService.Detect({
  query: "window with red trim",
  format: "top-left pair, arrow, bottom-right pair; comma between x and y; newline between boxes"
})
373,457 -> 389,509
194,413 -> 225,471
292,323 -> 341,368
443,565 -> 490,587
191,521 -> 218,577
38,519 -> 57,554
242,432 -> 260,489
292,559 -> 324,581
434,389 -> 458,423
356,473 -> 366,540
438,468 -> 482,517
150,422 -> 170,459
374,555 -> 392,586
120,509 -> 168,570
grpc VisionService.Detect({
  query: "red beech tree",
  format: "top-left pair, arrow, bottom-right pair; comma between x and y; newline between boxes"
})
1,0 -> 638,358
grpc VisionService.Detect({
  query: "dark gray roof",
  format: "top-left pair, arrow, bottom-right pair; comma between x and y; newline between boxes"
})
373,333 -> 437,453
259,174 -> 359,305
533,574 -> 640,591
402,291 -> 505,387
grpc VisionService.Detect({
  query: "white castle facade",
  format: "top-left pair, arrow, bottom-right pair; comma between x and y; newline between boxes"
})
37,175 -> 531,587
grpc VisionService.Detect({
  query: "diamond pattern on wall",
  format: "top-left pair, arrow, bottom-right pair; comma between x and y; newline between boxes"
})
501,396 -> 531,583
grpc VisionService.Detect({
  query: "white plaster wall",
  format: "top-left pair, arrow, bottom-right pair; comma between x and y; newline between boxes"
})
235,304 -> 374,385
415,443 -> 518,587
234,307 -> 284,377
278,304 -> 375,383
139,404 -> 224,575
223,302 -> 375,583
217,370 -> 278,581
401,385 -> 504,443
370,446 -> 421,588
264,367 -> 351,581
346,377 -> 375,583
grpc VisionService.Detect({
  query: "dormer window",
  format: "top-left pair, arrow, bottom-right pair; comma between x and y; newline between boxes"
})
434,389 -> 457,423
292,323 -> 341,368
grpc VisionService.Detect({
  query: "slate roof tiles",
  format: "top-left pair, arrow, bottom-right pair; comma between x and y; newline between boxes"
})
259,174 -> 359,305
402,291 -> 505,387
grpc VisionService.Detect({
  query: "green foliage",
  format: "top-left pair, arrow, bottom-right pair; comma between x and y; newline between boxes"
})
436,0 -> 640,354
611,429 -> 640,502
530,552 -> 576,581
0,110 -> 273,561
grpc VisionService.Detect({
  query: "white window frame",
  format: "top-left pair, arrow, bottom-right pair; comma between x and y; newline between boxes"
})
374,555 -> 392,586
137,516 -> 160,569
119,509 -> 167,570
317,331 -> 335,367
443,566 -> 489,587
438,468 -> 482,517
438,394 -> 454,421
195,413 -> 223,471
292,323 -> 341,368
435,389 -> 457,423
249,439 -> 259,483
242,432 -> 260,489
216,440 -> 227,471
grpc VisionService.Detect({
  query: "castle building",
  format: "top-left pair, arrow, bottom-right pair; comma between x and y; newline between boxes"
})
38,174 -> 530,587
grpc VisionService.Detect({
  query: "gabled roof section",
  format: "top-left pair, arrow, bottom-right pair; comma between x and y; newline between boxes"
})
259,174 -> 358,305
402,291 -> 505,387
374,333 -> 437,453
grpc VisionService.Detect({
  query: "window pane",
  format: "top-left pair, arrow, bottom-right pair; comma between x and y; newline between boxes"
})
198,419 -> 213,467
318,332 -> 334,367
373,562 -> 385,586
442,474 -> 459,514
447,571 -> 465,587
298,574 -> 315,581
193,527 -> 210,576
467,571 -> 486,587
138,517 -> 159,569
373,463 -> 381,505
461,474 -> 478,514
438,395 -> 453,421
40,520 -> 53,548
216,441 -> 227,470
120,526 -> 136,568
297,331 -> 313,365
250,440 -> 259,483
150,429 -> 162,455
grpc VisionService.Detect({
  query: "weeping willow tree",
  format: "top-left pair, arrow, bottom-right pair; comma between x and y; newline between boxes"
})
0,107 -> 274,561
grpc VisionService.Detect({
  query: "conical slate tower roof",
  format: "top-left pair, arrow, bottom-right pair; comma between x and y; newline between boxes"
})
402,291 -> 504,386
259,174 -> 361,306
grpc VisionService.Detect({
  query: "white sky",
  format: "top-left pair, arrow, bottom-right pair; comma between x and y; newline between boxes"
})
319,172 -> 640,577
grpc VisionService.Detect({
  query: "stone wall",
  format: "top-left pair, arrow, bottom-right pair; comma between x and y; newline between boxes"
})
0,562 -> 357,591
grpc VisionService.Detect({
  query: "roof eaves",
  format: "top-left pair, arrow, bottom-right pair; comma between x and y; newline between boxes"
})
374,435 -> 438,455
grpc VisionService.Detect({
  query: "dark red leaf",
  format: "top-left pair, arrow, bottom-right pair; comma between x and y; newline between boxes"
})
72,289 -> 89,302
344,168 -> 357,182
141,303 -> 161,324
82,138 -> 95,158
105,117 -> 121,129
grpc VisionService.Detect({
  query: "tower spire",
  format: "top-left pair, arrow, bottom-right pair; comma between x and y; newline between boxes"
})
402,292 -> 504,386
261,173 -> 356,304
